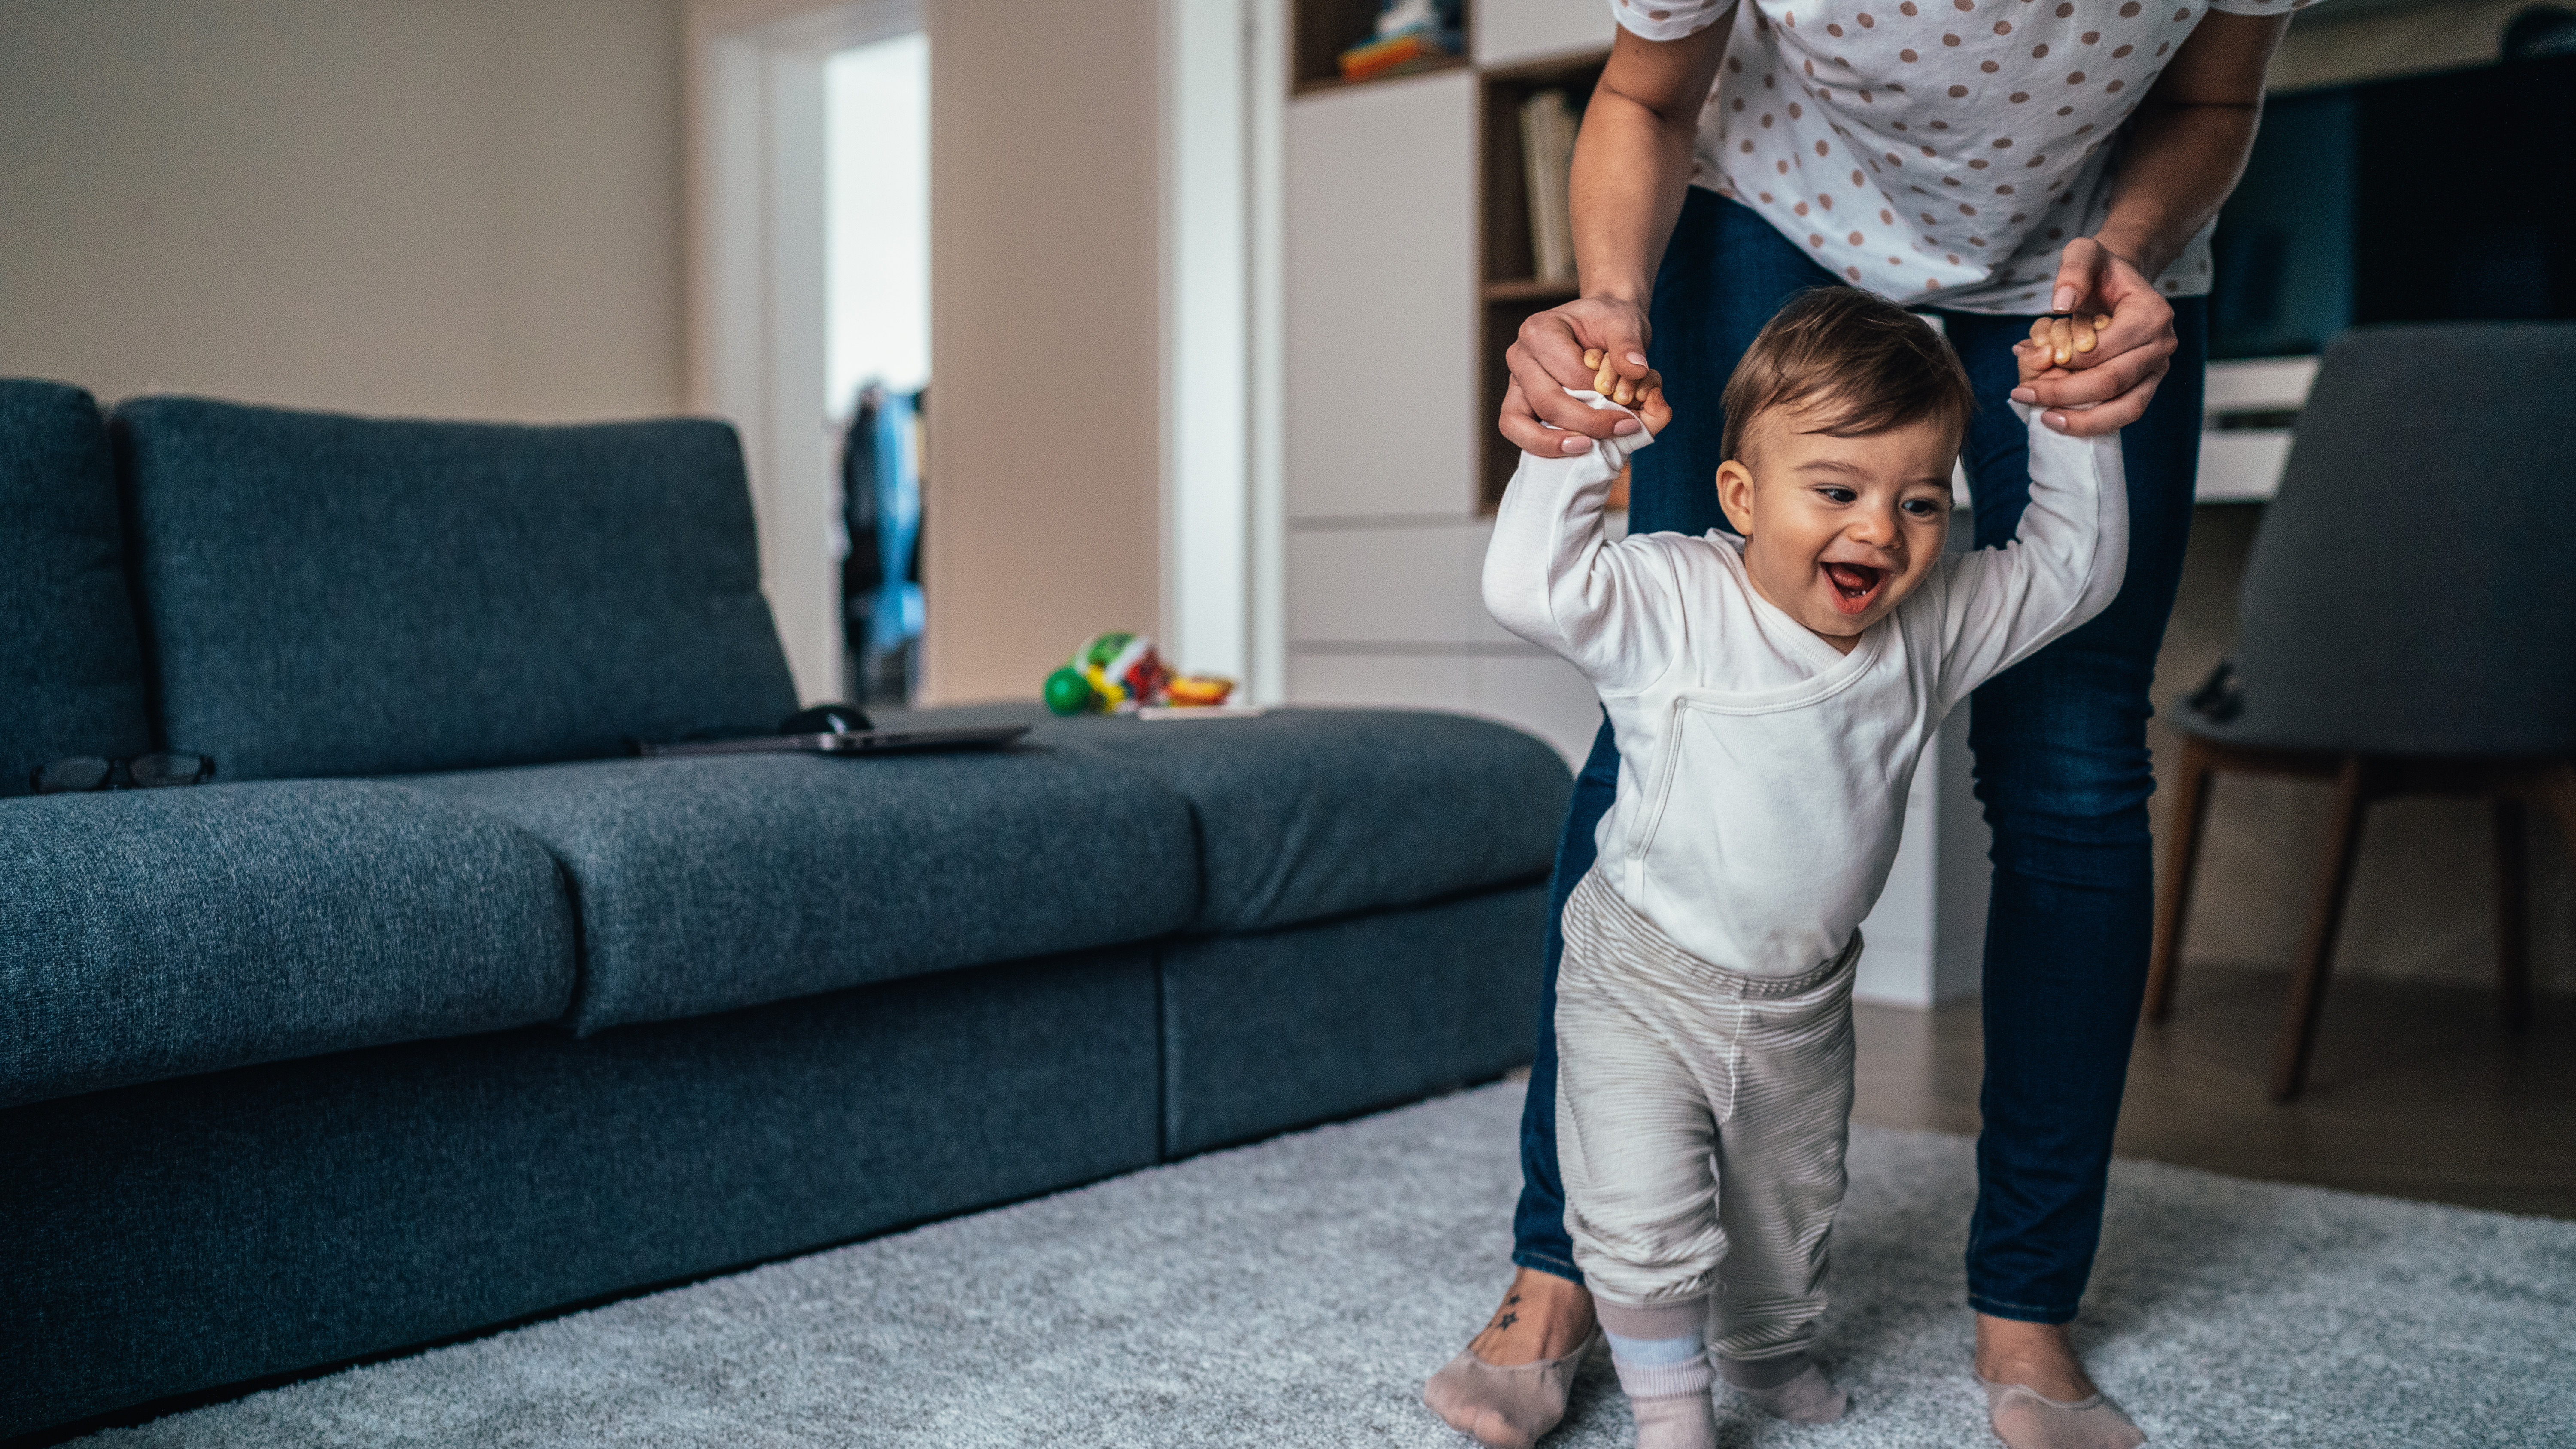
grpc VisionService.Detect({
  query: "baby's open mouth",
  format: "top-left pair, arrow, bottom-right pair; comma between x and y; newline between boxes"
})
1823,562 -> 1885,615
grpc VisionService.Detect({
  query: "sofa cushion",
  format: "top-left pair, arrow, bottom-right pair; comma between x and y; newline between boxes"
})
885,705 -> 1574,933
398,749 -> 1200,1034
0,380 -> 153,798
1159,880 -> 1549,1156
114,397 -> 798,781
0,947 -> 1159,1440
0,781 -> 576,1109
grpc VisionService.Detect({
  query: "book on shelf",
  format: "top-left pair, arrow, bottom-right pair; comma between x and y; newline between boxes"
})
1519,89 -> 1579,285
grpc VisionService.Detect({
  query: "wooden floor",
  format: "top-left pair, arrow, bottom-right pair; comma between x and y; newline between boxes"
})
1853,964 -> 2576,1219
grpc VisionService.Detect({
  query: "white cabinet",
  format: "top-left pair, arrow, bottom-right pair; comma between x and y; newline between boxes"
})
1285,71 -> 1478,521
2198,355 -> 2318,502
1475,0 -> 1619,71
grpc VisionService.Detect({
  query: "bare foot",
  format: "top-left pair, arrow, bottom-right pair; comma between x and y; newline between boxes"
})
1467,1267 -> 1597,1366
1974,1314 -> 2099,1400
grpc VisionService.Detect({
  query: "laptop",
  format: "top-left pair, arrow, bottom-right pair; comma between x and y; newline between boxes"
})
633,705 -> 1027,759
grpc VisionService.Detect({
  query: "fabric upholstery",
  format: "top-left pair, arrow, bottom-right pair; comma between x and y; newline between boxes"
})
0,781 -> 574,1109
2179,323 -> 2576,755
114,397 -> 798,780
0,380 -> 152,798
397,750 -> 1199,1033
1159,880 -> 1548,1156
882,704 -> 1574,933
0,948 -> 1161,1440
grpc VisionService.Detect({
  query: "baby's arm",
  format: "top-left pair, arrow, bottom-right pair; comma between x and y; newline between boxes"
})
1929,331 -> 2130,707
1481,371 -> 1684,694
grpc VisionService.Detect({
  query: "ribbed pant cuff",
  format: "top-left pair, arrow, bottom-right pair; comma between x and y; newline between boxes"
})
1611,1358 -> 1714,1400
1715,1349 -> 1811,1390
1593,1297 -> 1709,1339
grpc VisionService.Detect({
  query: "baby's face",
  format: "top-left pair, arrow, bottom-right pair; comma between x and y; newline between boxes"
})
1716,404 -> 1956,651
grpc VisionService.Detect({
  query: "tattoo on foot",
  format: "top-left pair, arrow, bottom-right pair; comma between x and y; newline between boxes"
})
1495,1312 -> 1519,1331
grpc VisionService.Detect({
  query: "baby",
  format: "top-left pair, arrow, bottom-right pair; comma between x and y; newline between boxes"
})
1479,286 -> 2126,1448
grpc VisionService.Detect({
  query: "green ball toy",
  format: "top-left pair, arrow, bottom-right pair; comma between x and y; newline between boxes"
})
1043,666 -> 1097,717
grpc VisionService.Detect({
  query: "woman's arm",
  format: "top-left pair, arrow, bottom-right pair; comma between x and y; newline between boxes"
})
2022,11 -> 2293,435
1496,19 -> 1732,457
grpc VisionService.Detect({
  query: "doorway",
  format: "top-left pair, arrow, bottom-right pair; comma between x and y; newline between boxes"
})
687,0 -> 924,705
826,31 -> 929,705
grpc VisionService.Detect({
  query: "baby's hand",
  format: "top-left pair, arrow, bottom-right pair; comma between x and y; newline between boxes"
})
1581,348 -> 1671,434
2022,312 -> 2109,376
2013,341 -> 2066,392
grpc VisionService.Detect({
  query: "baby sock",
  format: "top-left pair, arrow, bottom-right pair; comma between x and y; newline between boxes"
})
1717,1350 -> 1850,1424
1598,1301 -> 1716,1449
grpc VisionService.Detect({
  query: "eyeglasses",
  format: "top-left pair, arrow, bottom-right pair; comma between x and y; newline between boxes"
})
30,753 -> 217,795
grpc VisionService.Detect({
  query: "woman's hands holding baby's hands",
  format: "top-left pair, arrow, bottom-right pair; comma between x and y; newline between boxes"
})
1582,348 -> 1671,435
2017,236 -> 2179,434
1501,296 -> 1656,455
2025,312 -> 2111,371
2012,333 -> 2078,391
1579,347 -> 1670,428
2012,328 -> 2093,419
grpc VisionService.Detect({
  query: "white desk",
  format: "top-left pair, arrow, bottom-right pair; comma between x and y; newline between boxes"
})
2198,355 -> 2320,503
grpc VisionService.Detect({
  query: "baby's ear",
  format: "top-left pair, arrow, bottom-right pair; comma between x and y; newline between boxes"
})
1715,458 -> 1757,535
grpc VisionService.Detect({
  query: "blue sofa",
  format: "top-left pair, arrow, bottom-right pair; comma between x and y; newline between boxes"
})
0,380 -> 1572,1440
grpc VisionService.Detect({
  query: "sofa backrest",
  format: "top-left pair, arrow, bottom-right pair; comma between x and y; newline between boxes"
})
0,380 -> 155,797
115,397 -> 799,781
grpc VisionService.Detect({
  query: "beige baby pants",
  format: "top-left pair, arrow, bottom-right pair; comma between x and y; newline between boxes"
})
1554,868 -> 1859,1363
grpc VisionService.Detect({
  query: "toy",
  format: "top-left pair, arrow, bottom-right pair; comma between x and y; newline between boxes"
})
1042,667 -> 1097,716
1042,631 -> 1236,715
1162,674 -> 1235,708
1339,0 -> 1464,81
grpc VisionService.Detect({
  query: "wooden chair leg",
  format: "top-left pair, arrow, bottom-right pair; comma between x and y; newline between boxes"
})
2272,755 -> 2373,1103
2532,763 -> 2576,861
2494,797 -> 2533,1034
2146,734 -> 2218,1023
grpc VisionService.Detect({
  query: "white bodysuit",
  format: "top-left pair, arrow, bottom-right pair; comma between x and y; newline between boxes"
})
1482,395 -> 2127,1334
1485,394 -> 2126,978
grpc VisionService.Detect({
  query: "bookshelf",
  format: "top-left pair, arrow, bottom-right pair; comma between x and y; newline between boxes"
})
1291,0 -> 1473,96
1476,47 -> 1609,509
1281,0 -> 1625,773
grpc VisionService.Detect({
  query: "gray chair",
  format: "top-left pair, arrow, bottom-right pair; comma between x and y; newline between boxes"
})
2148,323 -> 2576,1101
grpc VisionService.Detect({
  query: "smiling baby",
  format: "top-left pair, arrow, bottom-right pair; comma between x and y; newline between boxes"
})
1478,285 -> 2128,1449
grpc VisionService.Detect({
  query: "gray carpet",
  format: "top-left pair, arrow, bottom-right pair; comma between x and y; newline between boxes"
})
80,1082 -> 2576,1447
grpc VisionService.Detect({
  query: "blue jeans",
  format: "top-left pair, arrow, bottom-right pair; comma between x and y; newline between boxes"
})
1511,189 -> 2206,1325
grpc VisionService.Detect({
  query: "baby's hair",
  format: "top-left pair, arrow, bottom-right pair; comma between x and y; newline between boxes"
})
1719,286 -> 1975,465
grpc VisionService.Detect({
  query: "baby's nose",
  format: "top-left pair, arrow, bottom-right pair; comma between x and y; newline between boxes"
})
1852,511 -> 1901,544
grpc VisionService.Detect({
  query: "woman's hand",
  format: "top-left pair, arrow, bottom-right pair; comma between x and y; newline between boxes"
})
2014,237 -> 2178,435
1499,295 -> 1656,456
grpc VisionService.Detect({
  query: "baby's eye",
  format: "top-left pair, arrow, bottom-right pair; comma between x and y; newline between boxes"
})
1902,498 -> 1942,517
1816,486 -> 1858,504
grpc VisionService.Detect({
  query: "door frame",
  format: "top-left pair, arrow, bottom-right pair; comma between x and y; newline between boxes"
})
691,0 -> 1284,705
686,0 -> 921,704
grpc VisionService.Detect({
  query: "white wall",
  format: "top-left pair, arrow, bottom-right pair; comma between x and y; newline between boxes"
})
920,0 -> 1164,705
0,0 -> 687,422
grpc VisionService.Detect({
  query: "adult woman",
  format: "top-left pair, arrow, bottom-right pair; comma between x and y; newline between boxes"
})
1428,3 -> 2297,1446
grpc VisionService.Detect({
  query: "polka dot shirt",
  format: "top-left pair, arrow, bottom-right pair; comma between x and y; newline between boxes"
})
1611,0 -> 2320,312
